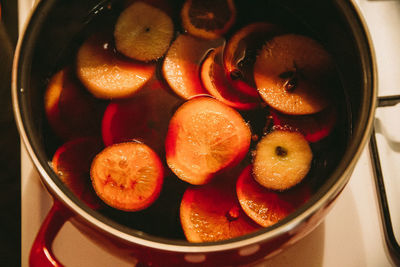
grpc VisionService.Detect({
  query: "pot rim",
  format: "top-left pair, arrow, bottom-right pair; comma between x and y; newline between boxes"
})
12,0 -> 377,253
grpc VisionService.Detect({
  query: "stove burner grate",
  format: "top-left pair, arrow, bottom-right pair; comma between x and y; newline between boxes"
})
370,94 -> 400,265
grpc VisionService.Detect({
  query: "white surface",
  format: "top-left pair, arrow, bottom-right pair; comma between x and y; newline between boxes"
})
20,0 -> 400,266
21,147 -> 394,267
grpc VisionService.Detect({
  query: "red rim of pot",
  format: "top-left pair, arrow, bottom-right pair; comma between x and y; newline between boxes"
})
12,0 -> 377,254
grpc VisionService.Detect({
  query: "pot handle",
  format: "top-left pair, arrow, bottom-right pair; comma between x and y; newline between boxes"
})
29,200 -> 72,267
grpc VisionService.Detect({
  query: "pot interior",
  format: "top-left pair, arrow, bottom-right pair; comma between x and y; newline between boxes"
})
16,0 -> 374,245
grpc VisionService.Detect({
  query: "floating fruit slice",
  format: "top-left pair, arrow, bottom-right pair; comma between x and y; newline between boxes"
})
44,67 -> 103,140
76,33 -> 155,99
271,107 -> 337,143
52,138 -> 103,209
166,96 -> 251,185
114,1 -> 174,61
91,142 -> 164,211
254,34 -> 333,115
102,78 -> 182,155
102,96 -> 156,146
44,68 -> 74,139
252,129 -> 312,191
236,165 -> 311,227
200,47 -> 260,110
162,34 -> 223,100
181,0 -> 236,39
223,22 -> 282,97
180,178 -> 260,242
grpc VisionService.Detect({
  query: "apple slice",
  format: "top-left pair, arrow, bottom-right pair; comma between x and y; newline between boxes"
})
254,34 -> 334,115
223,22 -> 282,97
162,34 -> 224,100
76,33 -> 155,99
252,129 -> 313,191
201,46 -> 260,110
114,1 -> 174,62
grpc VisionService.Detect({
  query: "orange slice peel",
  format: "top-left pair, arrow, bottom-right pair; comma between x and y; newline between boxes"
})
165,96 -> 251,185
181,0 -> 236,39
91,142 -> 164,211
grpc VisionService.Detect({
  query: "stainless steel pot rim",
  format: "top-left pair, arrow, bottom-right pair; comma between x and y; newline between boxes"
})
12,0 -> 377,253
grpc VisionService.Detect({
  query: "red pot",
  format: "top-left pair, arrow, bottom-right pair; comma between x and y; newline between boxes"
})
12,0 -> 377,266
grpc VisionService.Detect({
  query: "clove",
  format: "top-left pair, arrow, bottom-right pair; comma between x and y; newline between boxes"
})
275,146 -> 288,157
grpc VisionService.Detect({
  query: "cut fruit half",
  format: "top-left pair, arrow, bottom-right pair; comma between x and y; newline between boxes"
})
181,0 -> 236,39
223,22 -> 282,97
254,34 -> 334,115
52,137 -> 103,209
271,107 -> 337,143
114,1 -> 174,62
91,142 -> 164,211
162,34 -> 224,100
236,165 -> 311,227
101,78 -> 182,155
200,46 -> 260,110
76,33 -> 155,99
165,96 -> 251,185
180,178 -> 260,242
252,129 -> 312,191
44,67 -> 103,140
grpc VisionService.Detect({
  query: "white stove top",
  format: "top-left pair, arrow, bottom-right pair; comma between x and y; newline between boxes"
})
20,0 -> 400,266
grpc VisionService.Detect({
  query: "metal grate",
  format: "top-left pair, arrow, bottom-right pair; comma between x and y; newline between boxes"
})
369,94 -> 400,266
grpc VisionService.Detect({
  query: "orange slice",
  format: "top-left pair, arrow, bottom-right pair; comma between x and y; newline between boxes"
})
237,165 -> 311,227
91,142 -> 164,211
181,0 -> 236,39
180,178 -> 260,242
52,137 -> 103,209
201,46 -> 260,110
162,34 -> 223,100
76,33 -> 155,99
165,96 -> 251,185
252,129 -> 313,191
254,34 -> 333,115
114,1 -> 174,61
44,67 -> 103,140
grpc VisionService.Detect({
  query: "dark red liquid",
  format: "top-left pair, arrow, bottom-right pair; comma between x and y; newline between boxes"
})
41,0 -> 350,241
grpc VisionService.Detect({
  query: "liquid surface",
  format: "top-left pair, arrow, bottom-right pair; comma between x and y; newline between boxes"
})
40,0 -> 350,241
